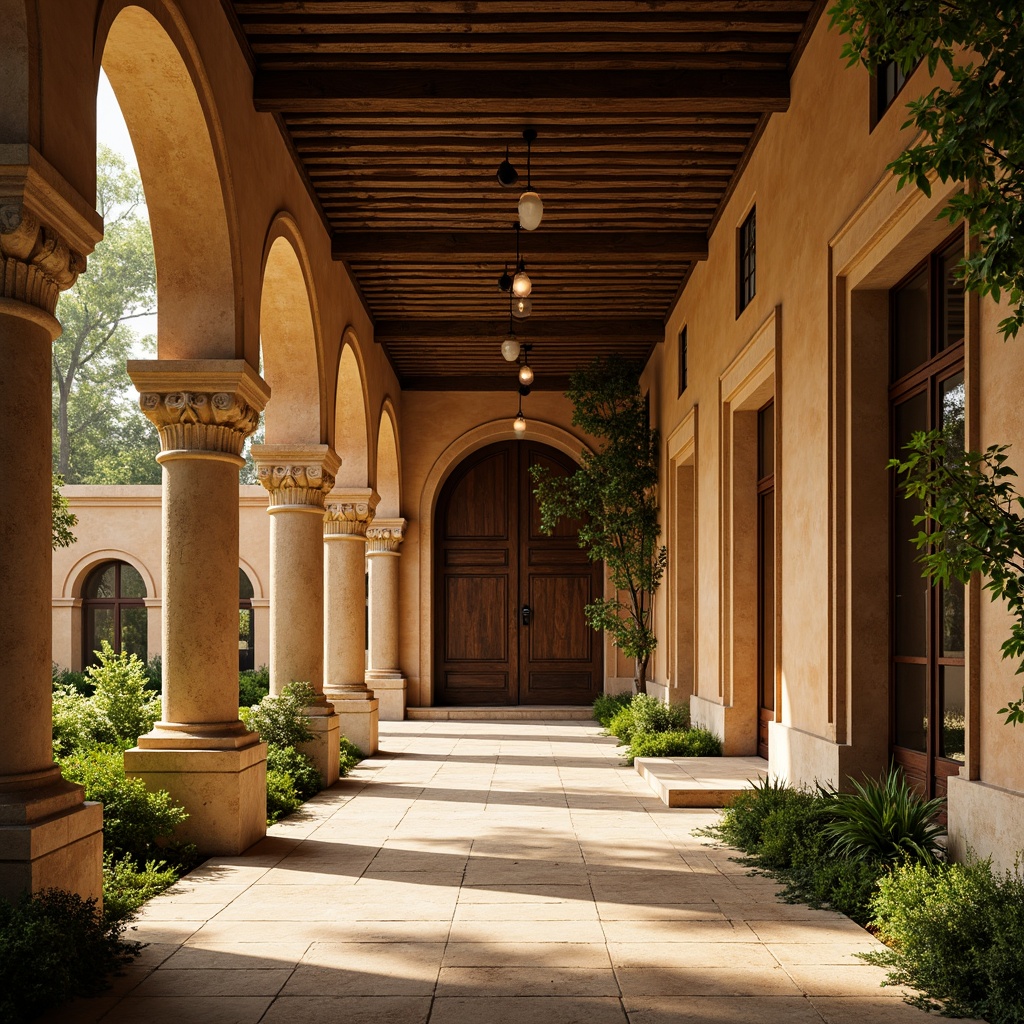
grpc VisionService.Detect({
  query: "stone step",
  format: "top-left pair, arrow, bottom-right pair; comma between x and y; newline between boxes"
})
406,706 -> 595,721
636,755 -> 769,807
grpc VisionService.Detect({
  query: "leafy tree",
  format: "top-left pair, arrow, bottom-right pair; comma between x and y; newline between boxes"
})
51,475 -> 77,550
829,0 -> 1024,339
831,2 -> 1024,724
53,145 -> 159,484
531,355 -> 666,693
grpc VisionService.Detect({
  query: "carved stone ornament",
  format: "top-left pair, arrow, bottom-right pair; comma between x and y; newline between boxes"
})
0,206 -> 86,313
366,523 -> 405,554
138,391 -> 261,456
324,500 -> 375,537
257,462 -> 337,509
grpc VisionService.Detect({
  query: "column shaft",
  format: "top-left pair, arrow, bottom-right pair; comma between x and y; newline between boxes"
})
365,519 -> 407,721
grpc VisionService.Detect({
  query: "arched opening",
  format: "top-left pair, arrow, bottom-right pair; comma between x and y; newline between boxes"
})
239,568 -> 255,672
82,560 -> 148,666
260,229 -> 323,444
99,4 -> 237,359
334,338 -> 370,487
376,405 -> 401,517
433,439 -> 603,707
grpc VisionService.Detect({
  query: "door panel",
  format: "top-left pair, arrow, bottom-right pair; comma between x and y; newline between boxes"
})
435,440 -> 603,706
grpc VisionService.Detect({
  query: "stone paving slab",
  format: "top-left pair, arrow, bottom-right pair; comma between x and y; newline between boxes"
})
635,755 -> 769,807
46,719 -> 980,1023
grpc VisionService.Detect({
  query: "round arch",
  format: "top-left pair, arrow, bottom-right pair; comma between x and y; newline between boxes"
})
97,1 -> 239,359
415,418 -> 591,706
376,400 -> 401,518
238,557 -> 265,600
333,329 -> 370,487
259,217 -> 325,444
63,547 -> 158,600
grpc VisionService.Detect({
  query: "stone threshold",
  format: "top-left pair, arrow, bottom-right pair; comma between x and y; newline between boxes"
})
406,706 -> 595,721
636,755 -> 769,807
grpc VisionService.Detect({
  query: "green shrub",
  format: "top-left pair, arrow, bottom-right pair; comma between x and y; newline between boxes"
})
712,777 -> 805,852
339,736 -> 363,775
266,745 -> 322,802
823,769 -> 946,868
606,704 -> 636,742
51,684 -> 104,757
143,654 -> 162,693
102,853 -> 181,920
240,680 -> 317,747
625,726 -> 721,765
630,693 -> 690,734
52,663 -> 92,696
0,888 -> 139,1023
266,768 -> 303,824
86,642 -> 161,747
239,665 -> 271,707
592,691 -> 634,727
59,747 -> 190,867
866,858 -> 1024,1023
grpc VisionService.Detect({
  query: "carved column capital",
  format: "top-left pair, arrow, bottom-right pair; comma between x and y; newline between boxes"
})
252,444 -> 341,510
324,488 -> 379,537
127,360 -> 269,459
366,517 -> 407,554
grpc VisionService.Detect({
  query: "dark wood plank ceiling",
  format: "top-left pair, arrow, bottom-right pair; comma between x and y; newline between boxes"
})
230,1 -> 822,389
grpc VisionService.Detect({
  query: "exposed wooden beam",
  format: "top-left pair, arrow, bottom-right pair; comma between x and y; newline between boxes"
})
333,231 -> 707,262
374,317 -> 666,343
254,69 -> 790,114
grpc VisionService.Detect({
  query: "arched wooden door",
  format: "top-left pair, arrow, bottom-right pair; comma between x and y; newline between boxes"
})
434,440 -> 604,706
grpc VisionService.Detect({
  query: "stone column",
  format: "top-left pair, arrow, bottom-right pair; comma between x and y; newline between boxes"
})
0,185 -> 104,900
125,361 -> 270,856
324,490 -> 380,755
252,445 -> 341,786
365,518 -> 407,721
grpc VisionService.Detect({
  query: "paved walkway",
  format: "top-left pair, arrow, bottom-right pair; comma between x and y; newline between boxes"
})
57,721 -> 942,1024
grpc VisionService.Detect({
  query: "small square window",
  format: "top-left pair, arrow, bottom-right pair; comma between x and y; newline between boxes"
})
738,207 -> 756,313
678,326 -> 688,396
872,58 -> 918,126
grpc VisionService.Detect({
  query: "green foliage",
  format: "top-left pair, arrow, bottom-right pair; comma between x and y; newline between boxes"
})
59,747 -> 190,867
891,430 -> 1024,723
53,145 -> 159,484
143,654 -> 162,693
530,355 -> 667,690
606,693 -> 688,743
266,768 -> 303,824
102,853 -> 181,921
828,1 -> 1024,340
592,691 -> 634,727
240,680 -> 317,747
822,770 -> 947,867
0,888 -> 139,1024
866,858 -> 1024,1022
51,474 -> 77,549
51,684 -> 104,758
625,727 -> 721,765
266,745 -> 322,802
339,736 -> 363,775
53,663 -> 92,695
239,665 -> 271,707
85,641 -> 162,747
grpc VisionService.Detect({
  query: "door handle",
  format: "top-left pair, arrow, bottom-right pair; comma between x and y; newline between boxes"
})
521,604 -> 532,626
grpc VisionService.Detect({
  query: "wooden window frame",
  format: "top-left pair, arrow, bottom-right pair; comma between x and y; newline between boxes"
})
738,207 -> 756,315
82,561 -> 147,667
678,326 -> 688,396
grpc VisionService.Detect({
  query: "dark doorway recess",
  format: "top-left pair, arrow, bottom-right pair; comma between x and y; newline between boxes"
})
434,440 -> 604,706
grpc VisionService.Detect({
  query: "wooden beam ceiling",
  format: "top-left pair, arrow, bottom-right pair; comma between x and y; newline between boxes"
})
229,1 -> 821,390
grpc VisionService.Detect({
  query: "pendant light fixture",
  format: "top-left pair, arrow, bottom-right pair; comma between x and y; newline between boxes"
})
496,144 -> 519,188
512,296 -> 532,319
518,129 -> 544,231
518,344 -> 534,386
513,385 -> 528,435
497,264 -> 512,292
511,222 -> 532,297
501,292 -> 521,362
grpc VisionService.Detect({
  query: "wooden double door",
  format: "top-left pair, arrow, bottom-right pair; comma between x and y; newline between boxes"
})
435,440 -> 604,706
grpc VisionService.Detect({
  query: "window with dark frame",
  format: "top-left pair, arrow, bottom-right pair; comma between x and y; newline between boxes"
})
678,326 -> 688,396
873,58 -> 920,126
82,560 -> 148,667
889,234 -> 966,801
739,207 -> 756,313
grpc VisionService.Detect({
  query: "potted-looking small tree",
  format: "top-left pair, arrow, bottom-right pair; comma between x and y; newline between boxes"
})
530,354 -> 667,694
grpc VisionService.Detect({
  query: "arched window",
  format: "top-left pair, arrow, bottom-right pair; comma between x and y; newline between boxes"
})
239,569 -> 255,671
82,561 -> 147,666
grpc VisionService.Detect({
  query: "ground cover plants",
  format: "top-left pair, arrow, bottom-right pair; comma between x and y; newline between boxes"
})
595,692 -> 722,765
705,770 -> 1024,1022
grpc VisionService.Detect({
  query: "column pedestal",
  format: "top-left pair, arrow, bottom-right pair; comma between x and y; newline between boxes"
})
324,492 -> 379,755
127,361 -> 271,855
366,519 -> 407,722
253,445 -> 342,785
1,184 -> 104,900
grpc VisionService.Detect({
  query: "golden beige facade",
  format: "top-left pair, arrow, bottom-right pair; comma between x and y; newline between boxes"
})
0,0 -> 1019,900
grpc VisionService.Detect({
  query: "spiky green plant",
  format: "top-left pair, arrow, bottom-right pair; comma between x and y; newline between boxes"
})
823,769 -> 946,867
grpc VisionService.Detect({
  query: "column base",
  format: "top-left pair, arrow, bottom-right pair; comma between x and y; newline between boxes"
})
366,672 -> 406,721
298,710 -> 341,787
0,779 -> 103,902
330,693 -> 380,757
124,742 -> 268,856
